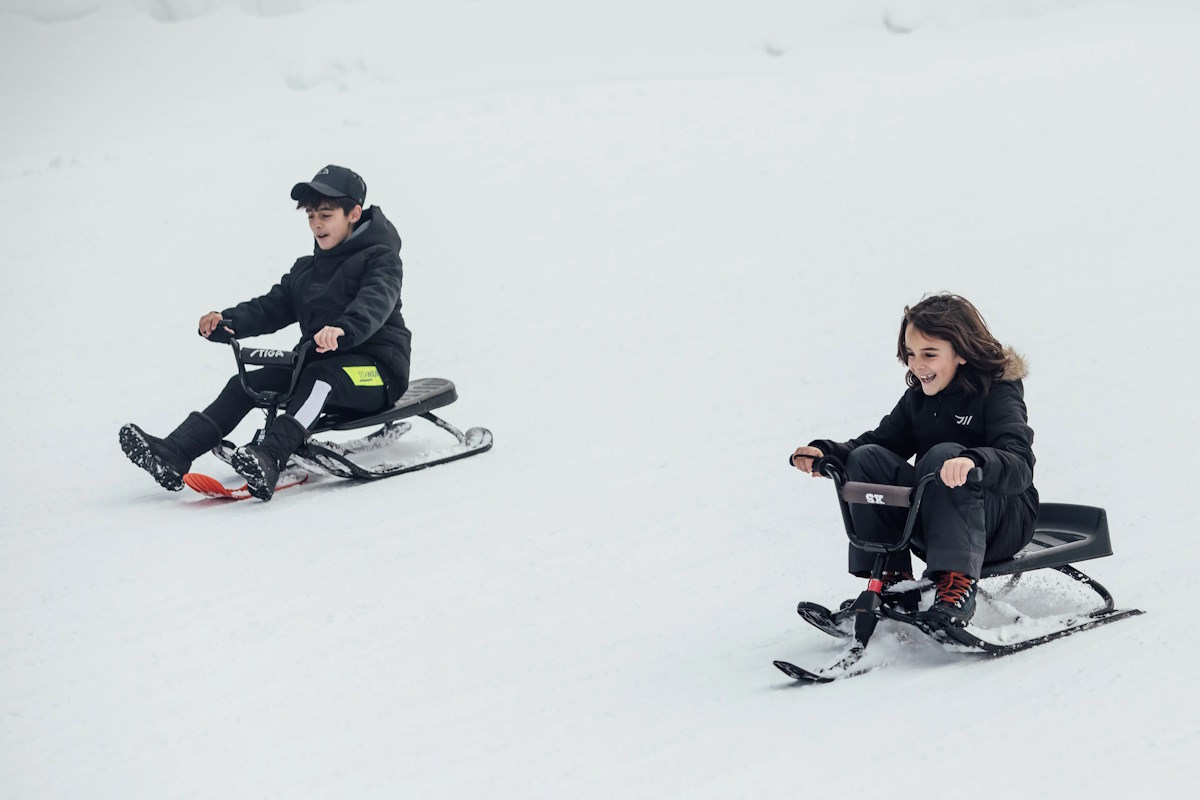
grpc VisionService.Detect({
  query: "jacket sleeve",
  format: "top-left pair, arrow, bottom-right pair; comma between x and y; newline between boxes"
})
331,247 -> 403,348
962,380 -> 1035,495
809,395 -> 917,464
221,264 -> 299,339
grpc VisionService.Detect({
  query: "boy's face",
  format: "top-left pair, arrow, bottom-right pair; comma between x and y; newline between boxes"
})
307,201 -> 362,250
904,323 -> 966,396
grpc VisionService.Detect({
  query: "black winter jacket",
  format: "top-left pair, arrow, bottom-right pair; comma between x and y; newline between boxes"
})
222,207 -> 412,404
810,349 -> 1039,538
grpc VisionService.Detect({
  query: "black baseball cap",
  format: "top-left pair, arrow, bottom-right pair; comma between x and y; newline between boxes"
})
290,165 -> 367,206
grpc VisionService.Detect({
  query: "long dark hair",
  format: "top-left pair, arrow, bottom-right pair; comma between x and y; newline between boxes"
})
896,293 -> 1006,394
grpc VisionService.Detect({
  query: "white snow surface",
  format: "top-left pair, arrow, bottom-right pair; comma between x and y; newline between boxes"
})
2,1 -> 1198,797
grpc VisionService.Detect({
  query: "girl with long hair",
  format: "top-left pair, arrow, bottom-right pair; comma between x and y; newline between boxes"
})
790,293 -> 1038,625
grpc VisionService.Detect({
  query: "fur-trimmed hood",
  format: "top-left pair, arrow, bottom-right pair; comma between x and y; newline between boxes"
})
1001,346 -> 1029,382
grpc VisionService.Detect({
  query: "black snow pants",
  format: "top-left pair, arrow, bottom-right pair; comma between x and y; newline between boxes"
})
844,443 -> 1029,579
202,353 -> 396,438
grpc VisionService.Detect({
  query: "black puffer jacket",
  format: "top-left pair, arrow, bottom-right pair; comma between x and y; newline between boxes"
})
810,348 -> 1038,532
221,207 -> 411,404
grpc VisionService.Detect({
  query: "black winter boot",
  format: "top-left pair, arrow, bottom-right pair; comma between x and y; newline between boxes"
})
231,414 -> 309,501
119,411 -> 224,491
919,571 -> 978,628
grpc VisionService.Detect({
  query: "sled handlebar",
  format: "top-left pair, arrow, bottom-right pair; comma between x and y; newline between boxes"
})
802,454 -> 982,554
204,318 -> 319,407
225,338 -> 316,409
791,453 -> 981,487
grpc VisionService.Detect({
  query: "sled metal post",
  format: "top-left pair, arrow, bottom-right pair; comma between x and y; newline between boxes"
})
420,411 -> 468,445
1055,564 -> 1116,615
850,553 -> 886,647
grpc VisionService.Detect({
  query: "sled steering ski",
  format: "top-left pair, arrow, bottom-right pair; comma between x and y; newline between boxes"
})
775,455 -> 1143,684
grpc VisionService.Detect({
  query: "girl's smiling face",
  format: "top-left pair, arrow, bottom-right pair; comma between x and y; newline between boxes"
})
904,323 -> 967,396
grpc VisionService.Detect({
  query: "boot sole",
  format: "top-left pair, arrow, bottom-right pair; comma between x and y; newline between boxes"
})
917,606 -> 976,628
119,425 -> 184,492
231,448 -> 275,501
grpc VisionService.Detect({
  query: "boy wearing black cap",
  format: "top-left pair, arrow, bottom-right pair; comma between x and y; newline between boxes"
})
119,164 -> 412,501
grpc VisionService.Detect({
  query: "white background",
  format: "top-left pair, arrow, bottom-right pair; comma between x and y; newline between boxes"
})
1,1 -> 1197,797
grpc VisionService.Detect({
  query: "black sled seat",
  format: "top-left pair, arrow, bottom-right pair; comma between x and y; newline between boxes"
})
309,378 -> 459,434
981,503 -> 1112,578
299,377 -> 492,481
965,501 -> 1141,646
926,499 -> 1139,653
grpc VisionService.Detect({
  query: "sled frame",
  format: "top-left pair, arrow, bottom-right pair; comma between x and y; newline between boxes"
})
212,339 -> 492,480
801,456 -> 1143,656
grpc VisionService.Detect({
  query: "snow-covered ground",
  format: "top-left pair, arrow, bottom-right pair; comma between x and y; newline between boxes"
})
2,1 -> 1198,796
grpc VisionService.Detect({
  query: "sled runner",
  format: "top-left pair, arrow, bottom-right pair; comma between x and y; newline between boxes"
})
185,334 -> 492,495
775,455 -> 1143,683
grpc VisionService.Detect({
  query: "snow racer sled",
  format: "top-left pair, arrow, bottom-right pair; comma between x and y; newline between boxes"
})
775,455 -> 1143,684
185,333 -> 491,497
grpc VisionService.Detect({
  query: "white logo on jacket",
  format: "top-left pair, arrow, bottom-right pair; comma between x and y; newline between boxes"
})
955,415 -> 973,426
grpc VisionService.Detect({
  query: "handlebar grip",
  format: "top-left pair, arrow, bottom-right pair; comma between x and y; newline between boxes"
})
789,452 -> 822,467
201,319 -> 236,343
938,466 -> 983,487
